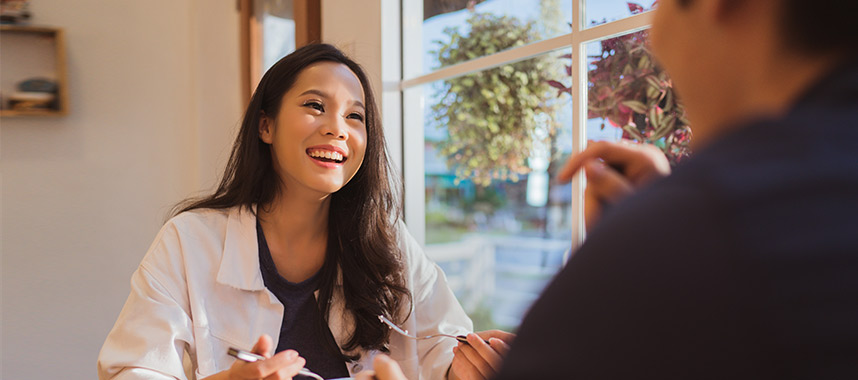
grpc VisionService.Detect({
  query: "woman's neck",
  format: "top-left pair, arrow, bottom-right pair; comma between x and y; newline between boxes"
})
260,192 -> 330,241
257,190 -> 331,283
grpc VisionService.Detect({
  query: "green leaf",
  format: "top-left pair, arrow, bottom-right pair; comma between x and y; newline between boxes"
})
621,100 -> 648,114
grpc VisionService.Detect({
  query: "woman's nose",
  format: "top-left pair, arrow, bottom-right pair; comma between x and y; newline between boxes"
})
321,117 -> 348,140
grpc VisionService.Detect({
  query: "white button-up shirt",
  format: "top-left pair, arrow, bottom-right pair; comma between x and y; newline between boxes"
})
98,206 -> 472,379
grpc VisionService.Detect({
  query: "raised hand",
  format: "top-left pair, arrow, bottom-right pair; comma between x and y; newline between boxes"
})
557,140 -> 670,230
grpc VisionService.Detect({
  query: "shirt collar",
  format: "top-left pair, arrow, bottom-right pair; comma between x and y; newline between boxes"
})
217,204 -> 267,291
215,204 -> 344,290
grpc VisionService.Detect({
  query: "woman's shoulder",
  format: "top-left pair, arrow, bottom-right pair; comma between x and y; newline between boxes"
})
169,207 -> 232,228
144,206 -> 244,263
391,219 -> 437,275
167,206 -> 255,238
392,219 -> 419,254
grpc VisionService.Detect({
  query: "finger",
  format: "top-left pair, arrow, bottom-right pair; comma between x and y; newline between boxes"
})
556,142 -> 608,183
263,355 -> 306,380
236,350 -> 300,378
253,334 -> 274,358
457,341 -> 495,379
488,338 -> 512,357
374,354 -> 408,380
584,184 -> 604,231
585,160 -> 634,204
466,333 -> 504,371
592,141 -> 671,182
354,370 -> 377,380
474,330 -> 515,345
558,140 -> 669,183
556,141 -> 629,182
452,348 -> 483,380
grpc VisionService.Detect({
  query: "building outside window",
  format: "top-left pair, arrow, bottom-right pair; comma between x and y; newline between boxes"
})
398,0 -> 689,331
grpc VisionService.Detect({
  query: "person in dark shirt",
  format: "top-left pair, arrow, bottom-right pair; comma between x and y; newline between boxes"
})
357,0 -> 858,379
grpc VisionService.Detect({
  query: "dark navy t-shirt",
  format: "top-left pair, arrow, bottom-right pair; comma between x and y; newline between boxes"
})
257,221 -> 350,379
495,59 -> 858,379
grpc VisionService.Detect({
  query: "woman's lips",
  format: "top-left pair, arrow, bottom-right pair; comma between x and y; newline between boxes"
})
306,146 -> 347,168
307,148 -> 345,162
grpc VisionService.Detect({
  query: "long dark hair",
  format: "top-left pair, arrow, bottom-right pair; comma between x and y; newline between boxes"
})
174,43 -> 411,357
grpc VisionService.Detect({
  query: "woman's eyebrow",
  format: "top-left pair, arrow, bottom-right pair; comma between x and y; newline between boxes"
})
300,89 -> 364,110
299,89 -> 328,98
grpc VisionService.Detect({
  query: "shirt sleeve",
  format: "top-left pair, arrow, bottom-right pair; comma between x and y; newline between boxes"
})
98,223 -> 195,380
398,222 -> 474,380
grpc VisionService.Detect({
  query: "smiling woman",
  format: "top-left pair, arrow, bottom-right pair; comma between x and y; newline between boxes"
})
97,44 -> 473,380
258,61 -> 368,196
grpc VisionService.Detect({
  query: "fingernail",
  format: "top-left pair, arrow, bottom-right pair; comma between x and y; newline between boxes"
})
285,350 -> 298,360
588,160 -> 605,172
585,160 -> 605,178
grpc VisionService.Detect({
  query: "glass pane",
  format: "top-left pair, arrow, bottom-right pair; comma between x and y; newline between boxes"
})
415,49 -> 573,330
584,0 -> 656,27
256,0 -> 296,73
405,0 -> 572,79
586,30 -> 692,165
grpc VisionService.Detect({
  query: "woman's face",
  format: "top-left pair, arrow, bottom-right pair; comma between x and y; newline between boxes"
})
259,61 -> 368,198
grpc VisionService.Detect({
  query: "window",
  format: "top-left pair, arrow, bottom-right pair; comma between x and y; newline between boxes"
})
396,0 -> 684,331
239,0 -> 320,103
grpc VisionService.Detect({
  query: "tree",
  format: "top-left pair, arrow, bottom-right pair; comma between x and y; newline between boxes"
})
431,12 -> 559,186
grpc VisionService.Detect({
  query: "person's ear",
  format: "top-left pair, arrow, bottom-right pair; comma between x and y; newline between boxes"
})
259,112 -> 274,144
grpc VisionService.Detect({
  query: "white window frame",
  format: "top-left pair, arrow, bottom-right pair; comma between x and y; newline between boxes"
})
387,1 -> 654,248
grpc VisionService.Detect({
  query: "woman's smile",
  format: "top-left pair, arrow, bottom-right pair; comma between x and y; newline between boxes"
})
306,145 -> 348,168
259,61 -> 368,195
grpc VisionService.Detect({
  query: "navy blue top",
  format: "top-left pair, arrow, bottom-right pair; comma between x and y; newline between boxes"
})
496,58 -> 858,379
257,221 -> 350,379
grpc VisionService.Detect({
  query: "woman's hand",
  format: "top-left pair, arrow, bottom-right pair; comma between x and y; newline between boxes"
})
557,140 -> 671,230
204,334 -> 307,380
450,330 -> 515,380
354,354 -> 408,380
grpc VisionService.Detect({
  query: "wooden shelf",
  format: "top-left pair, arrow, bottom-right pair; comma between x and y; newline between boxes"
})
0,109 -> 67,117
0,25 -> 69,116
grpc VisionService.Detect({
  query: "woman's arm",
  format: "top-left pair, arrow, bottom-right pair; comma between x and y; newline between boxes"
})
97,263 -> 195,379
396,223 -> 474,380
98,221 -> 306,380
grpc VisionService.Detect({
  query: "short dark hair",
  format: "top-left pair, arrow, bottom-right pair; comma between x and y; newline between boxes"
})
779,0 -> 858,58
676,0 -> 857,58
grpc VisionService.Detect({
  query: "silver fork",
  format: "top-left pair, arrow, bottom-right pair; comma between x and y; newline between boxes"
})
378,315 -> 485,344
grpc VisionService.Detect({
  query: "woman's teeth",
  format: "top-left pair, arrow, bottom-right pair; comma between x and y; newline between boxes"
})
308,150 -> 344,162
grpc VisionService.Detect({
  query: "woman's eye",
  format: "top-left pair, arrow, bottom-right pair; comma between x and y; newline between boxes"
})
348,112 -> 365,122
304,101 -> 324,112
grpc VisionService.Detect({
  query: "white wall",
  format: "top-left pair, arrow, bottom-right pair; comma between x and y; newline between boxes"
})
0,0 -> 242,378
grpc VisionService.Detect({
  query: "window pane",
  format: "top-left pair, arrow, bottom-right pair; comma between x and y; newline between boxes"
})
256,0 -> 296,73
405,0 -> 572,79
416,49 -> 573,330
584,0 -> 655,27
586,30 -> 692,164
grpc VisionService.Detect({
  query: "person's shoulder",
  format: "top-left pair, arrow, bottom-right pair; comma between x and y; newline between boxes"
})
142,207 -> 237,267
392,218 -> 419,258
168,207 -> 232,230
162,206 -> 241,244
390,218 -> 433,272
